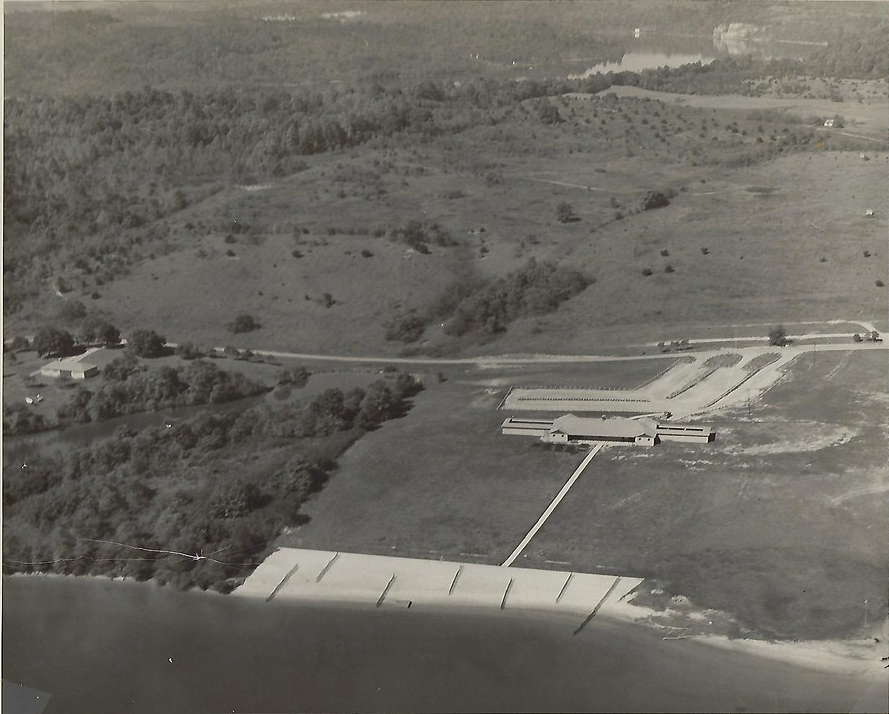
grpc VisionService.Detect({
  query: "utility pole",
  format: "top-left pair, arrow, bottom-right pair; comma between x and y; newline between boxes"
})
864,599 -> 868,629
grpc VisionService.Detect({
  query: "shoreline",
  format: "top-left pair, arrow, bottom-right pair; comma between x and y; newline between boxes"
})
602,597 -> 889,679
8,571 -> 887,681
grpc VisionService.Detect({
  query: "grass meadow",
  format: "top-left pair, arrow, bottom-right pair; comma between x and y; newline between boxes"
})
18,92 -> 883,358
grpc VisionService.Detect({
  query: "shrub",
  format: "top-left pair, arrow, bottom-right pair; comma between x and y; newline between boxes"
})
277,366 -> 310,386
768,325 -> 788,346
176,342 -> 206,360
556,202 -> 575,224
228,314 -> 260,334
664,265 -> 675,274
79,319 -> 121,346
7,336 -> 30,352
32,327 -> 74,357
128,329 -> 166,358
57,300 -> 87,323
385,314 -> 426,343
877,280 -> 885,287
642,267 -> 653,276
361,249 -> 373,258
641,191 -> 670,211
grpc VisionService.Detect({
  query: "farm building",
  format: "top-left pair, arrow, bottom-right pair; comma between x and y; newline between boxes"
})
500,417 -> 556,437
33,355 -> 99,380
500,415 -> 715,446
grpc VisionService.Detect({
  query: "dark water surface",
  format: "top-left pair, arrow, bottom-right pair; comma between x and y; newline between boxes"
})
2,576 -> 877,714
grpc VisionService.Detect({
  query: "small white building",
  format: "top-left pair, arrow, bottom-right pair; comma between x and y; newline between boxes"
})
33,355 -> 99,380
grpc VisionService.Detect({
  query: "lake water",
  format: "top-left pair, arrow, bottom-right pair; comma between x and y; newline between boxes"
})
2,576 -> 878,714
562,32 -> 816,80
568,52 -> 716,79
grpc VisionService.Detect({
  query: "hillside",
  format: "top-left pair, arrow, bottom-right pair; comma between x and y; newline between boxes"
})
4,0 -> 888,356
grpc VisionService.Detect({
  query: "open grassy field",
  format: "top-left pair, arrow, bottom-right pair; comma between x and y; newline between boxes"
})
282,377 -> 586,563
282,349 -> 888,640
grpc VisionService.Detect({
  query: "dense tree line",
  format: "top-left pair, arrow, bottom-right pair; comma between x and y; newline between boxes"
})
443,260 -> 591,337
2,372 -> 423,592
387,260 -> 591,343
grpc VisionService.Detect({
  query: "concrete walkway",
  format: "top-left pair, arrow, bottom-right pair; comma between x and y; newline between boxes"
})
502,445 -> 602,566
235,548 -> 643,623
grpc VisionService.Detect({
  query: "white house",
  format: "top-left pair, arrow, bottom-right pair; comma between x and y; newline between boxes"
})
33,355 -> 99,380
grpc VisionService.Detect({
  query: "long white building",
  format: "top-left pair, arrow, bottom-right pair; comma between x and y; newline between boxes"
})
501,414 -> 715,446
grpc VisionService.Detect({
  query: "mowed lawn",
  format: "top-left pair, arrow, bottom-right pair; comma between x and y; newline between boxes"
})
281,377 -> 585,563
523,349 -> 889,640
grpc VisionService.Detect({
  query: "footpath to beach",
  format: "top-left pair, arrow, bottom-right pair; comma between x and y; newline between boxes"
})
235,548 -> 642,627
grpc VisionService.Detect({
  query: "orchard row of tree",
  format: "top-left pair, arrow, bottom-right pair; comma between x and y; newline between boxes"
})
2,371 -> 423,592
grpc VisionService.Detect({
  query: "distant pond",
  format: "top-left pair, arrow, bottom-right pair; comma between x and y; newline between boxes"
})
568,51 -> 716,78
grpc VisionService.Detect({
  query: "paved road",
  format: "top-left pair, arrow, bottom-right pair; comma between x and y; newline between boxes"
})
210,339 -> 887,368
